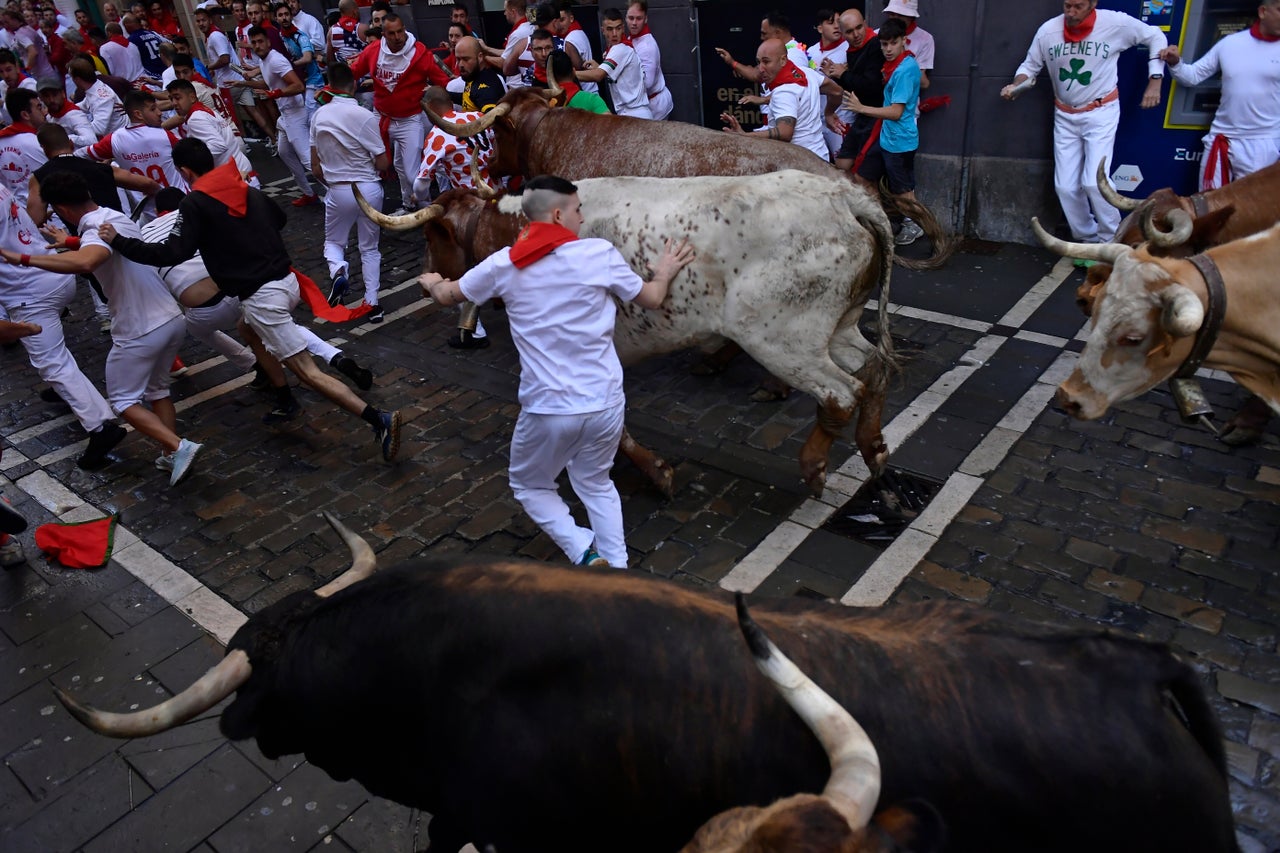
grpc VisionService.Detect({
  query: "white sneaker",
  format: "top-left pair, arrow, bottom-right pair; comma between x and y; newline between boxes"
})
0,537 -> 25,568
169,439 -> 201,486
895,220 -> 925,246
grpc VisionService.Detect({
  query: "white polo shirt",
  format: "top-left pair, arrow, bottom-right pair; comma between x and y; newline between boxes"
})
310,95 -> 384,182
78,207 -> 181,341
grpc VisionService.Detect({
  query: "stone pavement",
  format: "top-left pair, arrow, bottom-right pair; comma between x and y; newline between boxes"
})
1,163 -> 1277,851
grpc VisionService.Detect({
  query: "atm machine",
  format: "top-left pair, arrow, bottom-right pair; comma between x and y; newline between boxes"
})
1106,0 -> 1260,198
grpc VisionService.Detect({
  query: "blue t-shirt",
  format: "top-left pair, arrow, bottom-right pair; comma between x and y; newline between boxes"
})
879,54 -> 920,154
281,30 -> 325,89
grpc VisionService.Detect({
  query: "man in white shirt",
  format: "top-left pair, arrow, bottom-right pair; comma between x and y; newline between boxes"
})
0,181 -> 126,471
37,77 -> 96,147
100,22 -> 145,83
196,7 -> 272,145
808,8 -> 848,157
720,39 -> 831,161
1159,0 -> 1280,190
0,48 -> 37,126
0,89 -> 47,205
421,175 -> 694,569
310,62 -> 389,318
68,57 -> 129,138
578,8 -> 651,119
165,78 -> 255,184
1002,0 -> 1166,247
79,90 -> 189,197
287,0 -> 326,69
625,1 -> 672,119
4,171 -> 202,485
554,0 -> 596,93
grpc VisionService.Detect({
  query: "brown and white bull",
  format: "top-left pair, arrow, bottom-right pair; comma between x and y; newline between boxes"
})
56,514 -> 1240,853
365,169 -> 897,497
1036,217 -> 1280,421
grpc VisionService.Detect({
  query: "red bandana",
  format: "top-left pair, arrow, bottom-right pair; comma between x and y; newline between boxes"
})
337,14 -> 358,33
0,121 -> 36,139
1250,20 -> 1280,42
621,24 -> 649,46
193,159 -> 249,217
881,49 -> 914,83
1063,10 -> 1096,43
768,59 -> 808,89
564,20 -> 583,34
278,23 -> 298,36
108,34 -> 129,47
903,19 -> 917,36
553,77 -> 581,105
510,221 -> 578,268
35,516 -> 117,569
819,37 -> 842,51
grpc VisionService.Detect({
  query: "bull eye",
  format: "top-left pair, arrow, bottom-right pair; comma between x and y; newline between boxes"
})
1117,333 -> 1145,347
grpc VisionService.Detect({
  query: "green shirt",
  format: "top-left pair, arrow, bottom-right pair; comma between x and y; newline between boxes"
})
569,90 -> 611,114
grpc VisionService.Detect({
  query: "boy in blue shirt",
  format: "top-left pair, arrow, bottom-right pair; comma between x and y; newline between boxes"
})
840,17 -> 923,244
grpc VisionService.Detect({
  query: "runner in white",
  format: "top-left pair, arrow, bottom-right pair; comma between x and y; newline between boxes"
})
554,0 -> 596,93
1160,0 -> 1280,190
1002,0 -> 1166,245
165,78 -> 256,186
36,77 -> 96,148
807,8 -> 848,157
310,62 -> 388,318
578,8 -> 651,119
625,1 -> 672,119
234,26 -> 317,204
499,0 -> 535,89
68,57 -> 128,137
0,88 -> 46,205
79,90 -> 190,196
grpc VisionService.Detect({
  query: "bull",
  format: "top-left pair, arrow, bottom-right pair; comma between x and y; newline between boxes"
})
56,514 -> 1239,852
1036,217 -> 1280,421
363,168 -> 896,497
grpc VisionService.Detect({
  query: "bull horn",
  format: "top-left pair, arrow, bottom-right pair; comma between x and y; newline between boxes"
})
424,101 -> 511,138
354,185 -> 442,231
1031,217 -> 1128,265
315,512 -> 378,598
1097,159 -> 1143,211
545,56 -> 563,99
55,649 -> 252,738
735,594 -> 880,830
1160,284 -> 1205,338
470,147 -> 497,200
1142,206 -> 1194,248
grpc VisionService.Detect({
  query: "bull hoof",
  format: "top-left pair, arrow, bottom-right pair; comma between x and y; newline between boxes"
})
802,463 -> 827,498
1219,424 -> 1264,447
650,463 -> 676,500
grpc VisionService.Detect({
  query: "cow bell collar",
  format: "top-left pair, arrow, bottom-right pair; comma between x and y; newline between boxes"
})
1173,252 -> 1227,380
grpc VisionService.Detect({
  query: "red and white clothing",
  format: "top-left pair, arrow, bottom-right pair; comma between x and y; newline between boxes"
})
79,77 -> 129,137
293,8 -> 326,63
311,93 -> 384,306
0,123 -> 46,204
80,124 -> 189,192
413,108 -> 494,199
502,19 -> 534,89
902,24 -> 934,77
258,49 -> 315,198
1015,9 -> 1167,242
0,75 -> 37,126
349,32 -> 450,204
46,101 -> 97,148
100,35 -> 144,82
562,22 -> 597,94
766,65 -> 828,160
329,14 -> 363,65
1168,25 -> 1280,190
179,103 -> 254,184
600,42 -> 651,119
628,30 -> 672,120
809,37 -> 850,157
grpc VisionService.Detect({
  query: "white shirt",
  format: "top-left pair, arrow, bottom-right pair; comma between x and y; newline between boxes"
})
630,31 -> 667,98
0,183 -> 72,310
1169,28 -> 1280,141
310,95 -> 384,183
258,50 -> 305,115
502,20 -> 534,89
563,26 -> 597,93
1016,9 -> 1167,108
767,68 -> 828,160
601,42 -> 651,118
292,9 -> 326,64
78,207 -> 181,341
904,25 -> 935,73
459,238 -> 643,414
81,124 -> 189,192
182,105 -> 252,177
80,78 -> 128,137
0,128 -> 45,204
141,210 -> 210,298
807,38 -> 848,72
100,38 -> 144,82
206,29 -> 242,89
48,104 -> 97,148
0,75 -> 37,125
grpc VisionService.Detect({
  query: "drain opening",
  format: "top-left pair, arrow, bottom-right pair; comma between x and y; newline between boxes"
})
820,467 -> 944,549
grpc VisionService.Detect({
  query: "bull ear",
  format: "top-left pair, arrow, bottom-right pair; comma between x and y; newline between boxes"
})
1075,265 -> 1110,317
868,799 -> 946,853
1187,205 -> 1236,251
1160,284 -> 1204,338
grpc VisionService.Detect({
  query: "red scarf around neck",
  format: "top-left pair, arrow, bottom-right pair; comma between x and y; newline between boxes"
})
768,59 -> 808,89
1063,10 -> 1097,43
819,37 -> 842,51
510,221 -> 578,268
108,34 -> 129,47
881,49 -> 914,83
903,19 -> 917,36
554,77 -> 581,104
564,20 -> 583,34
193,159 -> 249,217
0,121 -> 35,138
1250,20 -> 1280,42
621,24 -> 649,46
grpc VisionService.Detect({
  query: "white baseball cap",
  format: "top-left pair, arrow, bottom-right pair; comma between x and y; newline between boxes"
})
883,0 -> 919,17
195,1 -> 220,10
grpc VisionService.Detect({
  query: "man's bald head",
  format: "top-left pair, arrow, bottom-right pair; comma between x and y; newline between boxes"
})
338,0 -> 357,17
839,8 -> 868,49
455,35 -> 482,76
755,38 -> 787,79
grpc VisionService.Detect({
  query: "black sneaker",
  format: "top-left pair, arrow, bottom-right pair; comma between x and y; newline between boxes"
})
249,364 -> 272,390
334,356 -> 374,391
262,398 -> 302,424
328,271 -> 349,307
373,410 -> 401,462
367,304 -> 385,324
40,387 -> 67,404
77,423 -> 127,470
448,329 -> 490,349
0,497 -> 28,535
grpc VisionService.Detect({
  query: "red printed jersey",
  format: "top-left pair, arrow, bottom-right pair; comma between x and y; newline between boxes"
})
348,39 -> 450,119
82,124 -> 189,191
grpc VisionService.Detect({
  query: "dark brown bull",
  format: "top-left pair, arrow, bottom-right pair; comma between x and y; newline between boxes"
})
56,516 -> 1239,853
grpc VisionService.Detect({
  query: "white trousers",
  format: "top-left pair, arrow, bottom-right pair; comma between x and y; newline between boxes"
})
508,401 -> 627,568
1052,101 -> 1121,243
1200,133 -> 1280,191
9,277 -> 115,433
323,181 -> 383,306
276,108 -> 315,197
183,296 -> 255,372
385,114 -> 426,207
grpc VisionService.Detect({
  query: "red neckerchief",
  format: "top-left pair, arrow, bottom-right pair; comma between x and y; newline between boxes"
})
556,77 -> 581,104
1250,20 -> 1280,42
108,34 -> 129,47
52,101 -> 81,118
903,19 -> 917,37
564,21 -> 583,34
192,159 -> 249,217
187,101 -> 214,118
847,32 -> 876,54
509,221 -> 578,268
0,121 -> 36,138
278,23 -> 298,37
337,14 -> 358,33
621,24 -> 650,46
819,37 -> 842,51
768,59 -> 808,89
1063,10 -> 1096,43
882,49 -> 913,83
534,61 -> 547,83
192,72 -> 214,87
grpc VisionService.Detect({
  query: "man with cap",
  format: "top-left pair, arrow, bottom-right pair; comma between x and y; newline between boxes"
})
37,76 -> 96,147
881,0 -> 934,90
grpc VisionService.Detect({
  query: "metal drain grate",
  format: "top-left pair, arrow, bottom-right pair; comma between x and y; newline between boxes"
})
820,468 -> 943,549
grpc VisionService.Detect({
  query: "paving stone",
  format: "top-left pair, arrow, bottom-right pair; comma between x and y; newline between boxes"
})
912,561 -> 992,602
334,799 -> 429,853
1140,587 -> 1225,635
209,761 -> 368,851
0,752 -> 149,851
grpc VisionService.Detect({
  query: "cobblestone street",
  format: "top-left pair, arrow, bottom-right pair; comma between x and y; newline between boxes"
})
1,165 -> 1278,851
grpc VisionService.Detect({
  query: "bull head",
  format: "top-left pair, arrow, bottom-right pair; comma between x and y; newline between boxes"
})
354,186 -> 444,231
1141,206 -> 1195,249
53,513 -> 377,738
1030,217 -> 1128,265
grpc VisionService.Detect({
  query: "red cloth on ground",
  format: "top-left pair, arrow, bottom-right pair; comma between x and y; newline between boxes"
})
35,516 -> 117,569
294,268 -> 373,321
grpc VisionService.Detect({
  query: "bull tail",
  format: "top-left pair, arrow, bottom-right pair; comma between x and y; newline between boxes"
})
857,203 -> 899,377
880,184 -> 958,272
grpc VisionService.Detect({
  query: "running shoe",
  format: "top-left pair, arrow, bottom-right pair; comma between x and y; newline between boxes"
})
169,439 -> 202,486
328,271 -> 349,306
373,410 -> 402,462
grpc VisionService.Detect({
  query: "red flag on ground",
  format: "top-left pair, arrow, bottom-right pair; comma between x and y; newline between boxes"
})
294,268 -> 373,322
35,516 -> 118,569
